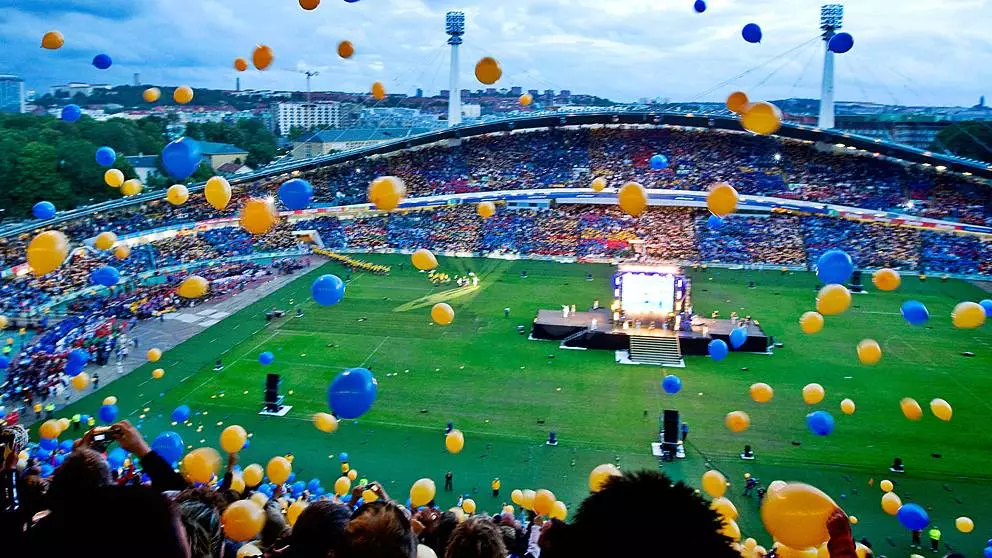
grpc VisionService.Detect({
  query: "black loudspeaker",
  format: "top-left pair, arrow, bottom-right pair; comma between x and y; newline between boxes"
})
850,270 -> 864,293
264,374 -> 281,404
663,410 -> 680,444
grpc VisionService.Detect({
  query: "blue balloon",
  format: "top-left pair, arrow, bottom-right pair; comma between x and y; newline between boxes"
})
40,437 -> 58,451
729,327 -> 748,350
151,431 -> 185,463
161,137 -> 203,180
98,404 -> 119,424
900,300 -> 929,326
339,452 -> 349,462
828,32 -> 854,54
816,249 -> 854,285
707,214 -> 723,229
742,23 -> 762,43
35,449 -> 52,461
61,104 -> 82,122
291,480 -> 306,495
92,53 -> 113,70
979,299 -> 992,317
0,356 -> 9,369
59,439 -> 75,452
40,464 -> 54,478
649,154 -> 669,170
307,478 -> 321,492
69,348 -> 90,365
287,472 -> 296,483
259,351 -> 275,365
279,178 -> 314,210
32,201 -> 57,220
54,454 -> 66,467
80,414 -> 90,423
107,447 -> 127,469
896,503 -> 929,531
171,404 -> 191,422
985,547 -> 992,558
661,374 -> 682,394
693,0 -> 706,13
65,359 -> 85,377
312,274 -> 346,306
806,411 -> 835,436
95,146 -> 117,167
258,483 -> 274,496
708,339 -> 729,361
90,265 -> 121,287
328,367 -> 377,419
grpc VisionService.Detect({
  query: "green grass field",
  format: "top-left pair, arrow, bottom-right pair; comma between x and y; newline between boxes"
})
52,254 -> 992,555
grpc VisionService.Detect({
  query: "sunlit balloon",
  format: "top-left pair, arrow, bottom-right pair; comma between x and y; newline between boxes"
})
222,500 -> 266,542
929,398 -> 952,421
240,198 -> 278,235
872,268 -> 901,291
707,182 -> 738,216
173,85 -> 194,105
167,184 -> 189,206
120,179 -> 142,197
182,447 -> 221,484
143,87 -> 161,103
741,101 -> 782,135
856,339 -> 882,365
243,464 -> 264,487
725,411 -> 750,433
900,398 -> 922,421
147,348 -> 162,362
475,57 -> 502,85
445,429 -> 465,453
702,470 -> 727,498
955,516 -> 973,533
410,478 -> 436,507
411,249 -> 438,271
750,382 -> 774,403
334,476 -> 351,496
879,479 -> 894,493
371,81 -> 386,101
816,284 -> 851,315
178,275 -> 209,299
41,31 -> 64,50
234,58 -> 248,72
617,181 -> 648,216
27,231 -> 69,276
519,93 -> 533,106
799,311 -> 824,334
590,177 -> 607,192
840,398 -> 856,415
267,456 -> 292,485
720,519 -> 741,541
313,412 -> 339,433
589,463 -> 621,492
881,491 -> 902,515
152,368 -> 165,379
951,301 -> 986,329
220,425 -> 248,453
726,91 -> 749,114
205,176 -> 233,210
337,40 -> 354,59
533,489 -> 556,516
94,231 -> 117,251
761,483 -> 836,550
253,45 -> 274,70
368,176 -> 406,210
71,373 -> 90,390
104,169 -> 125,187
431,303 -> 454,326
802,383 -> 825,405
549,501 -> 567,521
300,0 -> 320,9
114,245 -> 130,260
477,201 -> 496,218
711,497 -> 738,521
461,498 -> 476,514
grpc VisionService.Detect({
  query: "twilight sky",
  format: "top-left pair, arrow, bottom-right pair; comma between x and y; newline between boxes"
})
1,0 -> 990,106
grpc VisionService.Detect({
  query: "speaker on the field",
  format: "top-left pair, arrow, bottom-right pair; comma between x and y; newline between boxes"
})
264,374 -> 281,408
662,410 -> 680,444
850,270 -> 864,293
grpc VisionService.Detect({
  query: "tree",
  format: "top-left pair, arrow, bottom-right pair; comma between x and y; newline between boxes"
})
13,142 -> 72,214
931,122 -> 992,163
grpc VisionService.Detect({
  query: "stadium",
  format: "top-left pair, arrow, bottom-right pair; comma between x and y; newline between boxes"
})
2,2 -> 992,558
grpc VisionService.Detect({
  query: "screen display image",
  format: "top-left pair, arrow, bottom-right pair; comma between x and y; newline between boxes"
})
620,272 -> 675,316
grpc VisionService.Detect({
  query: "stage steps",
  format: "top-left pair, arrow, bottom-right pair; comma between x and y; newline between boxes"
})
629,334 -> 684,367
559,328 -> 590,349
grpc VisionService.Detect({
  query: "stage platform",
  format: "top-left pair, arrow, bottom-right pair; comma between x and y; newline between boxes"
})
531,310 -> 771,355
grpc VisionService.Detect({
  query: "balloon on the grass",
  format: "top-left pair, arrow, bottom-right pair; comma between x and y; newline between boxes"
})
431,302 -> 455,325
872,268 -> 901,291
979,298 -> 992,317
267,456 -> 292,485
475,57 -> 502,85
41,30 -> 65,49
162,138 -> 202,180
279,178 -> 314,210
661,374 -> 682,394
952,301 -> 986,329
900,300 -> 929,326
151,432 -> 184,463
32,201 -> 56,220
693,0 -> 706,13
726,91 -> 749,114
311,274 -> 345,306
410,478 -> 436,507
166,184 -> 190,206
617,181 -> 648,216
327,367 -> 378,419
99,404 -> 118,423
313,412 -> 338,433
856,339 -> 882,365
799,311 -> 824,334
337,40 -> 354,59
955,516 -> 974,533
649,154 -> 669,170
840,398 -> 856,415
220,425 -> 248,453
802,383 -> 825,405
729,326 -> 747,349
171,404 -> 192,422
707,183 -> 738,216
477,201 -> 496,218
761,483 -> 836,550
725,411 -> 750,433
707,339 -> 728,360
92,54 -> 112,69
806,411 -> 835,436
445,429 -> 465,453
929,398 -> 952,421
701,470 -> 727,497
816,284 -> 851,315
222,500 -> 266,542
900,398 -> 923,421
61,104 -> 82,122
816,249 -> 854,285
590,177 -> 607,192
105,169 -> 125,187
253,45 -> 274,70
750,382 -> 774,403
152,368 -> 165,379
411,249 -> 438,271
828,32 -> 854,54
368,176 -> 406,210
742,23 -> 763,43
121,179 -> 142,197
205,176 -> 233,210
90,265 -> 120,287
178,275 -> 209,299
588,463 -> 621,492
897,503 -> 929,531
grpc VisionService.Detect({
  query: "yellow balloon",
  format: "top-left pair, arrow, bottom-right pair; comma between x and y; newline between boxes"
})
143,87 -> 161,103
900,398 -> 923,421
750,382 -> 774,403
856,339 -> 882,365
182,447 -> 221,484
114,245 -> 131,260
39,420 -> 61,439
588,463 -> 621,492
174,85 -> 194,105
955,516 -> 974,533
41,30 -> 65,50
267,456 -> 292,485
27,230 -> 69,276
57,417 -> 70,431
799,311 -> 824,334
104,169 -> 125,187
71,372 -> 90,390
94,232 -> 116,251
802,383 -> 825,405
250,493 -> 269,508
533,489 -> 556,516
313,412 -> 339,433
347,469 -> 358,481
840,398 -> 856,415
445,429 -> 465,453
707,182 -> 739,217
152,368 -> 165,379
475,57 -> 502,85
178,275 -> 209,299
341,463 -> 350,473
410,478 -> 436,507
502,505 -> 514,515
205,176 -> 233,210
220,425 -> 248,453
237,543 -> 261,558
617,181 -> 648,216
519,93 -> 533,106
477,201 -> 496,218
230,473 -> 246,494
741,101 -> 783,135
147,348 -> 162,362
929,398 -> 952,421
462,498 -> 476,514
222,500 -> 266,542
511,489 -> 524,505
240,198 -> 279,235
816,284 -> 851,316
166,184 -> 189,206
590,177 -> 607,192
854,543 -> 870,558
880,492 -> 902,515
702,470 -> 727,498
711,497 -> 739,521
726,91 -> 750,114
368,176 -> 406,211
879,479 -> 893,493
720,519 -> 742,541
121,179 -> 142,196
725,411 -> 751,433
371,81 -> 386,101
363,488 -> 380,503
411,249 -> 438,271
872,268 -> 901,291
243,464 -> 264,487
287,500 -> 307,526
549,500 -> 568,521
951,301 -> 986,329
334,476 -> 351,496
760,483 -> 836,550
0,316 -> 6,329
776,546 -> 819,558
849,516 -> 858,525
102,396 -> 118,406
431,302 -> 455,326
520,489 -> 536,511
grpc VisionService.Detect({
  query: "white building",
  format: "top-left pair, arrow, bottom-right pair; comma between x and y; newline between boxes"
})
50,82 -> 112,98
274,102 -> 341,135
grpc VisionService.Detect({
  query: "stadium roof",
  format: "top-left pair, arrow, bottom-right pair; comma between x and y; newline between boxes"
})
188,140 -> 248,155
295,128 -> 434,143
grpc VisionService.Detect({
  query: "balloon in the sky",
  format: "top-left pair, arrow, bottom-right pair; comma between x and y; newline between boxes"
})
27,231 -> 69,276
693,0 -> 706,13
105,169 -> 125,187
840,398 -> 856,415
617,181 -> 648,216
234,58 -> 248,72
313,413 -> 339,433
828,32 -> 854,54
371,81 -> 386,101
300,0 -> 320,9
222,500 -> 265,542
173,85 -> 194,104
816,249 -> 855,285
161,138 -> 202,180
367,176 -> 406,210
90,265 -> 121,287
279,178 -> 314,210
143,87 -> 161,103
95,146 -> 117,167
240,198 -> 278,235
41,31 -> 65,50
649,154 -> 669,170
726,91 -> 749,114
742,23 -> 763,43
311,274 -> 345,306
588,464 -> 621,493
519,93 -> 533,106
32,201 -> 56,220
61,104 -> 82,122
338,41 -> 354,59
900,300 -> 929,326
253,45 -> 274,70
707,183 -> 738,216
166,184 -> 189,206
741,101 -> 782,135
92,54 -> 112,70
114,245 -> 130,260
205,176 -> 232,210
475,57 -> 502,85
327,367 -> 378,419
120,179 -> 142,197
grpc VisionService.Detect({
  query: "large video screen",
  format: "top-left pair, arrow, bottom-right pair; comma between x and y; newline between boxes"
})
620,272 -> 675,316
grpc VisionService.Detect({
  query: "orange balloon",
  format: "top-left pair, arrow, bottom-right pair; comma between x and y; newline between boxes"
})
761,483 -> 836,550
445,429 -> 465,453
337,40 -> 354,59
431,303 -> 454,326
816,284 -> 851,315
253,45 -> 274,70
368,176 -> 406,210
588,464 -> 621,492
222,500 -> 266,542
741,101 -> 783,135
725,411 -> 750,433
234,58 -> 248,72
477,201 -> 496,219
475,57 -> 502,85
900,398 -> 923,421
220,425 -> 248,453
182,447 -> 221,484
371,82 -> 386,101
726,91 -> 749,114
174,85 -> 194,105
856,339 -> 882,365
872,268 -> 901,291
799,311 -> 824,334
152,368 -> 165,379
519,93 -> 533,106
27,230 -> 69,276
750,382 -> 774,403
707,182 -> 739,216
590,177 -> 607,192
803,383 -> 825,405
267,456 -> 292,485
532,489 -> 556,516
617,181 -> 648,216
143,88 -> 161,103
240,198 -> 278,235
840,398 -> 856,415
300,0 -> 320,10
114,245 -> 131,260
41,31 -> 65,50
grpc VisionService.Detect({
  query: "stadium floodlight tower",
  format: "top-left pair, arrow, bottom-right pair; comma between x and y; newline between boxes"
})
446,11 -> 465,127
818,4 -> 843,130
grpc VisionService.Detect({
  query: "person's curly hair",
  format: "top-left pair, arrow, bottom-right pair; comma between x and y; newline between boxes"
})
444,517 -> 506,558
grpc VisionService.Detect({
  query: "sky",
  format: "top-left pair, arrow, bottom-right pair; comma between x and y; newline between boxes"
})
1,0 -> 990,106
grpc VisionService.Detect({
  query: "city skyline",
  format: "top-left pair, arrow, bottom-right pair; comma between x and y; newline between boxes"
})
1,0 -> 990,107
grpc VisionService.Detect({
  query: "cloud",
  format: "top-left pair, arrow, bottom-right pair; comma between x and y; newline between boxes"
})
1,0 -> 990,106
